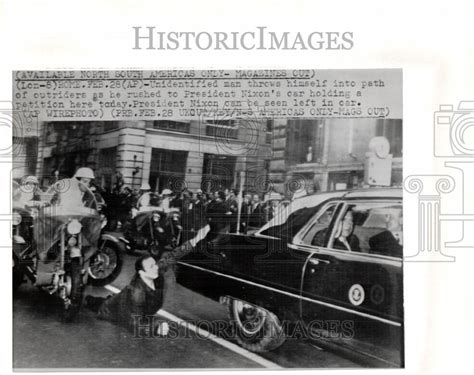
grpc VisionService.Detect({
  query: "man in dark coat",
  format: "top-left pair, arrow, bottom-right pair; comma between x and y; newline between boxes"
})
86,224 -> 210,335
206,191 -> 229,233
225,189 -> 238,233
249,194 -> 265,228
240,193 -> 252,233
369,209 -> 403,257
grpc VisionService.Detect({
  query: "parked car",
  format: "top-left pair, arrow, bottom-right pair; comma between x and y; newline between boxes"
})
177,188 -> 403,367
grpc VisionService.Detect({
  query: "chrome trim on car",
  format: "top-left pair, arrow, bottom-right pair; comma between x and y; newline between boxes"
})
178,261 -> 402,327
288,243 -> 403,267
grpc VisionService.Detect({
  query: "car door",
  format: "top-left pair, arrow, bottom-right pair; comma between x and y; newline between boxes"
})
296,199 -> 403,367
209,201 -> 338,321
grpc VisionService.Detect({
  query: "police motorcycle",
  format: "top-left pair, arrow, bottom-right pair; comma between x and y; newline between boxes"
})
120,194 -> 183,257
12,176 -> 121,321
12,180 -> 40,291
86,187 -> 123,287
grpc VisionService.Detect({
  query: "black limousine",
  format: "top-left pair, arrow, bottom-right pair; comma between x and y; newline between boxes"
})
177,188 -> 403,367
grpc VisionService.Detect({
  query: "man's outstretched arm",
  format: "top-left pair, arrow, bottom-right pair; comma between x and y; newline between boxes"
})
158,224 -> 210,268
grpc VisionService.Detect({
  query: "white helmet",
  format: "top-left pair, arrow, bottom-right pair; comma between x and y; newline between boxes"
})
140,182 -> 151,191
74,167 -> 95,180
161,188 -> 172,196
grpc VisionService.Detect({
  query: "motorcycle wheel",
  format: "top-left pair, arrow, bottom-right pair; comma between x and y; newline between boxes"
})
63,258 -> 83,322
12,262 -> 24,292
88,240 -> 123,286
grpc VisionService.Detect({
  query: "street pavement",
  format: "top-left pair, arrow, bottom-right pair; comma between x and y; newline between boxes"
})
13,245 -> 362,369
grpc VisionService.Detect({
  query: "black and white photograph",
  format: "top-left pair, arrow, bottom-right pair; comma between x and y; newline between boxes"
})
12,69 -> 403,369
4,2 -> 474,374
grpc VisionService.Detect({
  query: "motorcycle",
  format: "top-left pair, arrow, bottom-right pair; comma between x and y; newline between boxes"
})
120,208 -> 182,257
12,179 -> 122,321
86,206 -> 123,287
12,204 -> 37,291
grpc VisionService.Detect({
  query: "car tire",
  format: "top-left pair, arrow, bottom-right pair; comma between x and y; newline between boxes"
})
229,298 -> 286,352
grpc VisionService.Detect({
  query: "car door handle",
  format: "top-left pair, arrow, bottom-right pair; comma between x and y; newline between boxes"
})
308,258 -> 330,266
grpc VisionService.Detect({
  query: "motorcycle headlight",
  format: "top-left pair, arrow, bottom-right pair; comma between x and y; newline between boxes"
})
152,213 -> 161,222
67,219 -> 82,235
67,236 -> 78,247
12,212 -> 22,226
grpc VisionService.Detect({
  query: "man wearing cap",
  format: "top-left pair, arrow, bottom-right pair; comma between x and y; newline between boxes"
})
34,167 -> 101,287
51,167 -> 97,208
137,182 -> 153,211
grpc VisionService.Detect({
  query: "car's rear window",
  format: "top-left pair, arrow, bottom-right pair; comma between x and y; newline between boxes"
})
259,205 -> 321,239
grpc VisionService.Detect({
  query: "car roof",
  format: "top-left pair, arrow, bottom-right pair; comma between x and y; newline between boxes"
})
294,187 -> 402,204
257,187 -> 402,235
339,187 -> 402,199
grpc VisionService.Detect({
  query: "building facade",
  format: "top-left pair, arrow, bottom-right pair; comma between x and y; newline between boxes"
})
268,118 -> 403,195
33,120 -> 273,193
27,117 -> 401,197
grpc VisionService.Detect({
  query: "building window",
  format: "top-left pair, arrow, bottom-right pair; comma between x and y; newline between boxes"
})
328,171 -> 363,191
44,123 -> 59,144
98,147 -> 117,190
202,154 -> 236,192
286,120 -> 325,164
205,119 -> 238,139
45,122 -> 88,143
152,120 -> 190,133
67,122 -> 85,139
376,119 -> 403,157
150,148 -> 188,193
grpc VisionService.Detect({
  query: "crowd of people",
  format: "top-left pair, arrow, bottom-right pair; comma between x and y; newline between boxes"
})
99,183 -> 283,235
13,171 -> 285,237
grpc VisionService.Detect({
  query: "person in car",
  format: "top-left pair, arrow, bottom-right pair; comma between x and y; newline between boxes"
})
312,209 -> 360,251
369,209 -> 403,257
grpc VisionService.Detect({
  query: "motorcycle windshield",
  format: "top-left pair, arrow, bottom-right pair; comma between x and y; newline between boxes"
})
135,209 -> 162,232
35,179 -> 101,255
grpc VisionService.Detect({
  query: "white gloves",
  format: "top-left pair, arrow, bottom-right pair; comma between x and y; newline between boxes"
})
189,224 -> 211,247
155,321 -> 169,336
